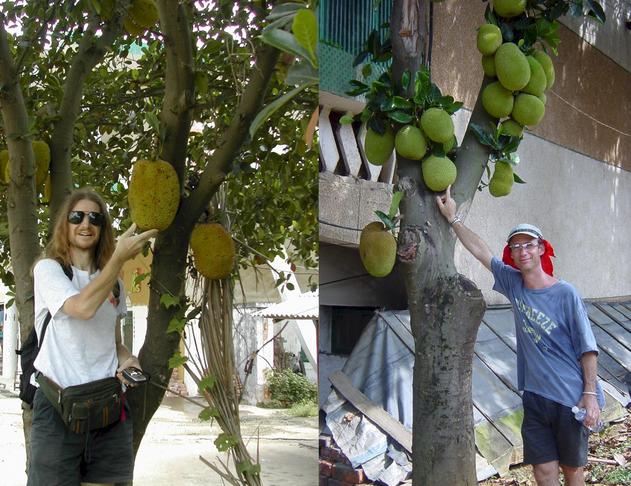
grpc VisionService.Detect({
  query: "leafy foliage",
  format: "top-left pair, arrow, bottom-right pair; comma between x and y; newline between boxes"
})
264,368 -> 317,407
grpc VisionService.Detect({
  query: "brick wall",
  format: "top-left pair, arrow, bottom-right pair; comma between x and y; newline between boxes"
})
320,434 -> 370,485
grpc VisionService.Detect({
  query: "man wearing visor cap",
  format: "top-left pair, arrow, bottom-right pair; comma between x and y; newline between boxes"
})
437,186 -> 604,486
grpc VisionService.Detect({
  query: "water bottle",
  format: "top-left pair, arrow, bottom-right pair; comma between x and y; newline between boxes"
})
571,406 -> 604,433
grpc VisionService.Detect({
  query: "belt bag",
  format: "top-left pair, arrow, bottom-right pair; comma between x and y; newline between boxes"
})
37,374 -> 123,434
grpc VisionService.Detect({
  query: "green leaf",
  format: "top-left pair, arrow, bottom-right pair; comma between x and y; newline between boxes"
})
285,60 -> 318,87
387,111 -> 414,124
585,0 -> 606,23
160,293 -> 181,309
166,316 -> 186,334
339,114 -> 354,125
375,210 -> 395,231
292,9 -> 318,67
198,407 -> 220,421
259,29 -> 315,67
352,50 -> 370,68
513,173 -> 527,184
390,96 -> 413,110
361,63 -> 373,78
168,352 -> 188,369
266,2 -> 305,20
236,461 -> 261,477
286,282 -> 295,290
401,70 -> 411,91
132,271 -> 150,289
214,433 -> 239,452
199,375 -> 217,393
249,82 -> 315,138
145,112 -> 160,135
388,191 -> 403,220
470,123 -> 499,149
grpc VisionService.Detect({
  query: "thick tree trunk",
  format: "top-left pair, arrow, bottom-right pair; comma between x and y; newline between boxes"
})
391,1 -> 492,484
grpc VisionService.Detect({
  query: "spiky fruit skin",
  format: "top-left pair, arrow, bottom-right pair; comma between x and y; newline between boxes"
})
500,119 -> 524,137
124,0 -> 159,36
495,43 -> 530,91
538,93 -> 547,105
422,155 -> 457,192
443,135 -> 457,153
128,159 -> 180,231
0,150 -> 8,184
395,125 -> 427,160
512,93 -> 545,126
489,161 -> 514,197
42,173 -> 52,203
420,108 -> 454,144
365,126 -> 395,166
477,24 -> 503,56
482,55 -> 496,77
359,222 -> 397,278
523,56 -> 546,97
493,0 -> 526,18
482,81 -> 514,118
190,223 -> 236,280
533,50 -> 555,89
32,140 -> 50,188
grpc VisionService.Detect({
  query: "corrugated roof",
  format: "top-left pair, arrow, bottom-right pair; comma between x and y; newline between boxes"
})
253,291 -> 319,319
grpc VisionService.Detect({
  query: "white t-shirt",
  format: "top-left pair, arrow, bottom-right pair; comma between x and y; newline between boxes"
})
32,258 -> 126,388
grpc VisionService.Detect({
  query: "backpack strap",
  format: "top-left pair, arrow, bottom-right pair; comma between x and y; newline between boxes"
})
38,263 -> 74,347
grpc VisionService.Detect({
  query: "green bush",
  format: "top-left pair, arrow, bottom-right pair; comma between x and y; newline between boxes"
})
288,401 -> 319,417
265,368 -> 317,407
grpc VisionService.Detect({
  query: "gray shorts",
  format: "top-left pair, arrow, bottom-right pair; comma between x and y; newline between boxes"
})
521,391 -> 589,468
27,387 -> 134,485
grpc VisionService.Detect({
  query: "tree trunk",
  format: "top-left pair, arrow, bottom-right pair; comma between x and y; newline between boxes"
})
391,1 -> 492,484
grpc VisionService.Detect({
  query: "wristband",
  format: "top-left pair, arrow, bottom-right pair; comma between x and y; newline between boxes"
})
449,216 -> 462,226
582,391 -> 597,396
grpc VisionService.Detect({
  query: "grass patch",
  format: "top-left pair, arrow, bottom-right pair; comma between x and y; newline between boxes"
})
287,401 -> 318,417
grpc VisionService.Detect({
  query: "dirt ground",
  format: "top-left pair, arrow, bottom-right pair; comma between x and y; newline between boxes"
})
480,412 -> 631,486
0,383 -> 318,486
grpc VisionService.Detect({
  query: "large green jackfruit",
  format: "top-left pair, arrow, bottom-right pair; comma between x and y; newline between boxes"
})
422,155 -> 457,192
489,161 -> 514,197
365,125 -> 395,166
495,43 -> 530,91
0,150 -> 8,184
128,159 -> 180,231
477,24 -> 503,56
359,222 -> 397,278
190,223 -> 236,280
493,0 -> 526,18
124,0 -> 159,36
482,82 -> 514,118
481,55 -> 497,77
32,140 -> 50,188
533,50 -> 555,89
395,125 -> 427,160
512,93 -> 545,126
420,108 -> 454,144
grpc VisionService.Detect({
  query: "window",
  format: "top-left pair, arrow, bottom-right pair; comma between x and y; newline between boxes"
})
330,306 -> 376,355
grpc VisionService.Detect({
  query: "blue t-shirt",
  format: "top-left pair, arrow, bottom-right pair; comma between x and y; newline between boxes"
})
491,257 -> 604,409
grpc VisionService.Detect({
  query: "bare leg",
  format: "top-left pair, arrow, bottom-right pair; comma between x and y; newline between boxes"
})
560,465 -> 585,486
533,460 -> 561,486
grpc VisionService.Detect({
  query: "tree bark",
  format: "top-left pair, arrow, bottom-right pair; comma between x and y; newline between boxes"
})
391,1 -> 493,484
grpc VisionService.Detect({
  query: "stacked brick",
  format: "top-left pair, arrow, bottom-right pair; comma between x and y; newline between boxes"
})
320,435 -> 370,486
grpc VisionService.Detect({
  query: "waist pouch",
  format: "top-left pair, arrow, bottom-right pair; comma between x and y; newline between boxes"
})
36,373 -> 122,434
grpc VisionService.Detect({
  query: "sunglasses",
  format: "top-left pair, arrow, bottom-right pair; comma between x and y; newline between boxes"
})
67,211 -> 105,227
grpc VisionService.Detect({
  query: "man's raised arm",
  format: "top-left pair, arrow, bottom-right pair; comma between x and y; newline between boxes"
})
436,186 -> 494,271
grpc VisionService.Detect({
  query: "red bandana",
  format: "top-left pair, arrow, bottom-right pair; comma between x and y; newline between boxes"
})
502,239 -> 556,276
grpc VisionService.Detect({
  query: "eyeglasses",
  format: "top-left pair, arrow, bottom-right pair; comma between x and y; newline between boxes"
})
67,211 -> 105,227
508,240 -> 540,252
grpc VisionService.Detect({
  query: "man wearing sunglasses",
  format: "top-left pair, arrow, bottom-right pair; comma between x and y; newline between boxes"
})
437,186 -> 604,486
28,189 -> 158,486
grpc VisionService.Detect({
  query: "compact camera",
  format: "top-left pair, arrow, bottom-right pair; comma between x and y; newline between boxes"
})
122,367 -> 148,384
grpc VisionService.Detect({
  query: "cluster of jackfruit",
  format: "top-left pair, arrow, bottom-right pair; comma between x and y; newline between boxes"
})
476,0 -> 556,197
359,221 -> 397,278
364,106 -> 458,192
0,140 -> 51,190
128,159 -> 180,231
190,223 -> 236,280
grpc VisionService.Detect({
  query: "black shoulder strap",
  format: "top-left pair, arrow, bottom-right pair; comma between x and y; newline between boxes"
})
38,263 -> 74,347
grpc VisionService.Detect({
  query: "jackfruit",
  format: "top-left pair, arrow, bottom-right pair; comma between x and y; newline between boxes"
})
420,108 -> 454,144
477,24 -> 503,56
495,43 -> 530,91
443,135 -> 457,153
492,0 -> 526,18
395,125 -> 427,160
538,93 -> 547,105
489,161 -> 514,197
128,159 -> 180,231
512,93 -> 545,126
124,0 -> 159,36
32,140 -> 50,188
522,56 -> 546,97
359,222 -> 397,278
0,150 -> 8,184
500,119 -> 523,137
42,173 -> 52,203
532,50 -> 555,89
190,223 -> 236,280
482,55 -> 496,77
422,155 -> 457,192
482,81 -> 514,118
364,125 -> 395,166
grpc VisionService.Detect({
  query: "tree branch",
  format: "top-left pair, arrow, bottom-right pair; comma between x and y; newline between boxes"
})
181,43 -> 281,224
